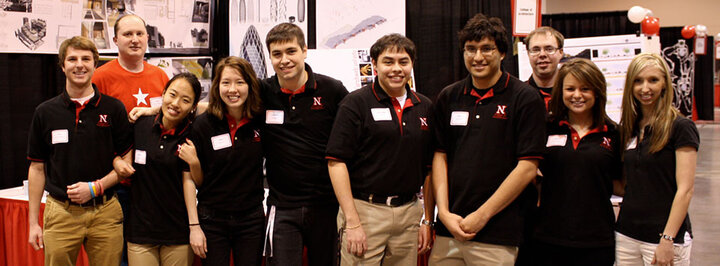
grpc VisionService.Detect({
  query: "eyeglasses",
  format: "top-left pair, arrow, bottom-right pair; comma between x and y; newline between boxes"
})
464,46 -> 497,57
528,46 -> 559,56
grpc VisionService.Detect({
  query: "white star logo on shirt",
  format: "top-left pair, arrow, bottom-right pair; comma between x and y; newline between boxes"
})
133,88 -> 149,106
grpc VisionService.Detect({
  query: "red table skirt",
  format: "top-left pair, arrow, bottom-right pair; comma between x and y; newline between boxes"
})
1,197 -> 429,266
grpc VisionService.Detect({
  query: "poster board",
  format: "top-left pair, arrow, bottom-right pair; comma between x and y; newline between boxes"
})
518,34 -> 653,122
228,0 -> 308,79
0,0 -> 212,54
146,56 -> 213,101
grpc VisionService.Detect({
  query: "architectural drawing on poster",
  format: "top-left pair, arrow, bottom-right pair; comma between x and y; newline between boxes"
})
16,17 -> 46,50
316,0 -> 405,49
662,39 -> 695,116
229,0 -> 308,78
148,56 -> 213,101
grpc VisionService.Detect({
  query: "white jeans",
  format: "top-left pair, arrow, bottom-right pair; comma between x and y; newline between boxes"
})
615,231 -> 691,266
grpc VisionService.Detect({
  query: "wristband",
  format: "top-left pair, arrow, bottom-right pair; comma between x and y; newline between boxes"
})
88,182 -> 96,198
345,223 -> 361,230
95,181 -> 104,196
189,223 -> 200,226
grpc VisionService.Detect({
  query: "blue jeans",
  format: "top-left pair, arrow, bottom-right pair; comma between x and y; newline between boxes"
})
266,205 -> 338,266
199,205 -> 265,266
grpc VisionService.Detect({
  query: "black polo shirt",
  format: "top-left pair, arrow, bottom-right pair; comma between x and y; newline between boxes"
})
326,80 -> 433,197
126,114 -> 191,245
616,116 -> 699,244
27,86 -> 132,200
188,113 -> 264,213
534,119 -> 621,248
262,63 -> 348,207
527,75 -> 552,112
433,72 -> 546,246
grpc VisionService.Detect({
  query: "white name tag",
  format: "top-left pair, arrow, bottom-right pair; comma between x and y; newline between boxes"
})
51,129 -> 69,144
626,137 -> 637,150
266,110 -> 284,124
211,133 -> 232,150
371,108 -> 392,121
149,97 -> 163,108
450,111 -> 469,126
546,134 -> 567,147
134,150 -> 147,165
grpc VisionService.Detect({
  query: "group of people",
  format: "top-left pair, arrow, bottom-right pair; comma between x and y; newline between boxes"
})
26,12 -> 697,266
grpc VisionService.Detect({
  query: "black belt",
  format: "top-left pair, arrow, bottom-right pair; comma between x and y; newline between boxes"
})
50,191 -> 115,208
353,191 -> 417,207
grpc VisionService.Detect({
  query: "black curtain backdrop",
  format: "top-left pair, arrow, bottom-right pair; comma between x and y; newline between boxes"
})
543,12 -> 714,121
0,0 -> 514,188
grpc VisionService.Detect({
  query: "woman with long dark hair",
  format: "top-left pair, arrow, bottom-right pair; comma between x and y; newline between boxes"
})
126,73 -> 202,266
181,56 -> 265,265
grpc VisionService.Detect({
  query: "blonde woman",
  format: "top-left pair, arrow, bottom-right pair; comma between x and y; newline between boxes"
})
615,53 -> 698,266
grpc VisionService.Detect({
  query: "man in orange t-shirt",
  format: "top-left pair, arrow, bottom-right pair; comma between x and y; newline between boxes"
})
92,14 -> 168,112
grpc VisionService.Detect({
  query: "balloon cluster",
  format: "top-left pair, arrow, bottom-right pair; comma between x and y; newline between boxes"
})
627,6 -> 659,36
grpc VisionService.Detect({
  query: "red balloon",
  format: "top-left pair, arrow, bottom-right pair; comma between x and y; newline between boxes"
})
681,25 -> 696,39
641,16 -> 660,36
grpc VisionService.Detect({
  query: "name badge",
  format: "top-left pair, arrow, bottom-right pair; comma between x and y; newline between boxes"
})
626,137 -> 637,150
546,134 -> 567,147
134,150 -> 147,165
51,129 -> 69,144
149,97 -> 163,108
211,133 -> 232,150
450,111 -> 469,126
266,110 -> 284,124
371,108 -> 392,121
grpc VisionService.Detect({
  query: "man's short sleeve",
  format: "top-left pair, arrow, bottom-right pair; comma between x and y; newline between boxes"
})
514,88 -> 546,159
326,96 -> 362,162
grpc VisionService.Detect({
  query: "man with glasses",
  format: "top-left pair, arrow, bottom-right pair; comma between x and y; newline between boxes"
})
524,26 -> 564,110
429,13 -> 546,265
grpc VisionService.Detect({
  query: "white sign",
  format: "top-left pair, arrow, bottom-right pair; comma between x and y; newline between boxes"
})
513,0 -> 540,36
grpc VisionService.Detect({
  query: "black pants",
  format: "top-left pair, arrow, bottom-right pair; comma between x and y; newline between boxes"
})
199,205 -> 265,266
530,240 -> 615,266
265,205 -> 338,266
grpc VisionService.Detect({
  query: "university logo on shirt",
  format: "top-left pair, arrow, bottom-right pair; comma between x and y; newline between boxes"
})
419,117 -> 429,131
311,97 -> 324,110
492,105 -> 508,119
601,137 -> 613,151
253,129 -> 261,142
96,114 -> 111,127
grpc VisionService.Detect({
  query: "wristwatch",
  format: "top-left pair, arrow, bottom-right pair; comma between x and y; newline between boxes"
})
659,234 -> 674,241
421,219 -> 434,227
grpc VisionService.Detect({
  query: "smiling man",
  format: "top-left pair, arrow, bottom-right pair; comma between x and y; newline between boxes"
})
92,14 -> 169,113
27,36 -> 132,265
429,14 -> 546,265
525,26 -> 565,110
326,34 -> 434,265
260,23 -> 349,266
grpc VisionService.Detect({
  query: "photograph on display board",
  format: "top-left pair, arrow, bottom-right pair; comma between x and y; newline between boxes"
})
229,0 -> 308,79
315,0 -> 405,49
148,57 -> 214,101
2,0 -> 32,12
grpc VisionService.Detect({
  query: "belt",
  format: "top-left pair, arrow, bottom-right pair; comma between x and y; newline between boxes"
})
50,191 -> 114,208
353,191 -> 417,207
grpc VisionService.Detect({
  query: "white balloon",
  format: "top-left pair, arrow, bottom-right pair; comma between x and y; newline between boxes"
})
695,24 -> 707,36
628,6 -> 647,23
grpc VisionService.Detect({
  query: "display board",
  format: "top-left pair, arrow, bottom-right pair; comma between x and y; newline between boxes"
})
0,0 -> 211,54
315,0 -> 405,50
518,34 -> 652,122
228,0 -> 308,80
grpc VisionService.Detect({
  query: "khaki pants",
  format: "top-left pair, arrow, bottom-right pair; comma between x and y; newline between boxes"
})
338,199 -> 423,266
127,242 -> 193,266
615,232 -> 691,266
43,196 -> 123,266
428,236 -> 518,266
